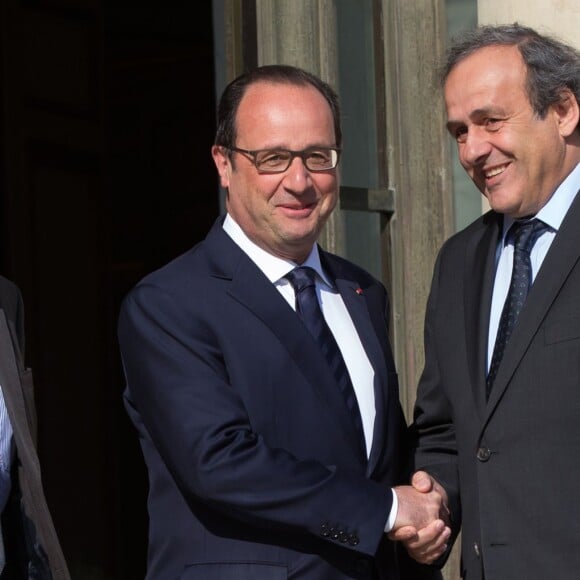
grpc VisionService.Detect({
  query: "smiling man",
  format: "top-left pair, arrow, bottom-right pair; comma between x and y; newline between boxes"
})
399,23 -> 580,580
118,65 -> 446,580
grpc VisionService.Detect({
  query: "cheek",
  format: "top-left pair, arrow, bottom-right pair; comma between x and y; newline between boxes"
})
324,191 -> 338,211
315,188 -> 337,216
457,147 -> 471,170
240,178 -> 276,206
316,176 -> 338,199
230,188 -> 262,220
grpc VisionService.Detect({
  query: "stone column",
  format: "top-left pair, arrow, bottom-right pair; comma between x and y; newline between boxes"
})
380,0 -> 454,416
380,1 -> 457,579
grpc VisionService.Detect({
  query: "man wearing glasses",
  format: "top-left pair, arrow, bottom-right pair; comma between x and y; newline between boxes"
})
118,65 -> 446,580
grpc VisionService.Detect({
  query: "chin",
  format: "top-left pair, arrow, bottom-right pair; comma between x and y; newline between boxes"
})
486,191 -> 517,215
283,220 -> 319,237
281,229 -> 318,249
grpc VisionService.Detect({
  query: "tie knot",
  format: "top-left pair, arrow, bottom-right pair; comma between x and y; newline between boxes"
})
508,219 -> 549,253
285,267 -> 317,293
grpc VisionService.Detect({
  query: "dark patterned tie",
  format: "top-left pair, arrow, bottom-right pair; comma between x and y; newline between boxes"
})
285,267 -> 366,453
486,219 -> 549,399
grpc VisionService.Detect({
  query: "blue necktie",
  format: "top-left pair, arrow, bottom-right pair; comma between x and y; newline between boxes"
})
285,267 -> 366,453
486,219 -> 549,399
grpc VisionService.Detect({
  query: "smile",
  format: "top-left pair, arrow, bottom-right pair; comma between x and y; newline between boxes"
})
279,201 -> 317,212
484,163 -> 509,179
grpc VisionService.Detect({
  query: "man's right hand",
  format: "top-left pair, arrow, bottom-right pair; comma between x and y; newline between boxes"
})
388,471 -> 451,563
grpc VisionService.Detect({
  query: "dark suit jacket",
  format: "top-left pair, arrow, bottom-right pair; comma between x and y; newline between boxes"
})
118,218 -> 429,580
0,277 -> 69,579
412,190 -> 580,579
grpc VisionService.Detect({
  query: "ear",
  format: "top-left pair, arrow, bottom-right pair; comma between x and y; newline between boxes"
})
211,145 -> 231,189
552,89 -> 580,138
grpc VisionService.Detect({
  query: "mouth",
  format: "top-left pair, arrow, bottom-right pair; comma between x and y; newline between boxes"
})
279,200 -> 317,210
278,202 -> 317,217
483,162 -> 510,180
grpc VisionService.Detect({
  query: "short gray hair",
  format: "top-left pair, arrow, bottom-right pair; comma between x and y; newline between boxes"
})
443,23 -> 580,131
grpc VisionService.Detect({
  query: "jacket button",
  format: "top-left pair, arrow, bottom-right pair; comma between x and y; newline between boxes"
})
476,447 -> 491,461
474,542 -> 481,557
320,523 -> 330,537
348,534 -> 360,546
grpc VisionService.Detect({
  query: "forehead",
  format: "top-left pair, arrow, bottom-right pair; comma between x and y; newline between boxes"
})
444,45 -> 529,115
235,81 -> 335,146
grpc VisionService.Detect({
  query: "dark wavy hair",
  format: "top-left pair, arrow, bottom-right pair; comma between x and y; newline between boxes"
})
443,23 -> 580,131
214,64 -> 342,154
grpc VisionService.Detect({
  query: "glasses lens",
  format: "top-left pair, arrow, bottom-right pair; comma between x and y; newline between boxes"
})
255,150 -> 292,172
304,148 -> 337,171
252,148 -> 338,173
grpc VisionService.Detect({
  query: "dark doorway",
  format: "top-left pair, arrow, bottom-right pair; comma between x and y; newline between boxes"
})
0,1 -> 218,577
106,2 -> 218,578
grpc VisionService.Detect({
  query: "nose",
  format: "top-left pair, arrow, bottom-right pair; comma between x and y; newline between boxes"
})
283,156 -> 312,192
459,127 -> 492,168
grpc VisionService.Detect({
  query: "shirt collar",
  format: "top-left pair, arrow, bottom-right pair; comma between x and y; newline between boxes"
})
501,161 -> 580,243
222,214 -> 334,289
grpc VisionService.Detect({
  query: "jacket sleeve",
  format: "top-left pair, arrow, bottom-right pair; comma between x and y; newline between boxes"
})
409,250 -> 462,551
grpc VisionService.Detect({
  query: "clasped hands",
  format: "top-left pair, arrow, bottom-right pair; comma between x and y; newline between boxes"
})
389,471 -> 451,564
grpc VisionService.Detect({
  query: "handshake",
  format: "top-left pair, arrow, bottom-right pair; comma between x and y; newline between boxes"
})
389,471 -> 452,564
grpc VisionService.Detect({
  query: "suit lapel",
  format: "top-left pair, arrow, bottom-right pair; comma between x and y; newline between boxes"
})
485,191 -> 580,416
464,213 -> 502,416
0,310 -> 39,472
322,254 -> 391,475
205,224 -> 368,465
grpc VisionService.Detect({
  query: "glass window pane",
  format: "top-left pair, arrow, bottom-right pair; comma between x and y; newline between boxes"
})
446,0 -> 480,231
336,0 -> 381,279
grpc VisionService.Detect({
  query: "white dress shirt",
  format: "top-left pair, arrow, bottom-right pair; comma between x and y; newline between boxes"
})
0,386 -> 12,509
488,163 -> 580,369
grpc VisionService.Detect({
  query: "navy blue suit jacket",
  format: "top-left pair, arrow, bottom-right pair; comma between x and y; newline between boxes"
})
119,218 -> 421,580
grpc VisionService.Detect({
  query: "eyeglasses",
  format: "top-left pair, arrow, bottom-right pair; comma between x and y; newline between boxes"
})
227,146 -> 341,174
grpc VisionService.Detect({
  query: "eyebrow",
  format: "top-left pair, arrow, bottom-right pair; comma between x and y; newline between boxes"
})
446,120 -> 463,133
446,106 -> 508,131
250,143 -> 337,150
